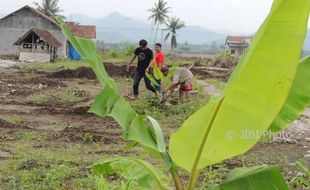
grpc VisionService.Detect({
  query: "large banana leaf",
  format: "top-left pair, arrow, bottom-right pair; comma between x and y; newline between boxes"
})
146,72 -> 161,87
93,157 -> 170,190
269,56 -> 310,132
59,19 -> 165,153
169,0 -> 310,176
208,166 -> 290,190
153,62 -> 164,80
145,61 -> 164,87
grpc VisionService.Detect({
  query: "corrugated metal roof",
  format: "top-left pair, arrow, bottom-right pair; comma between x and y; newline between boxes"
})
14,28 -> 62,47
1,6 -> 96,39
0,5 -> 58,26
226,36 -> 253,43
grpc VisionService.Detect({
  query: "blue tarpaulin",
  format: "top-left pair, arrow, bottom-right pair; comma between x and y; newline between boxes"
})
68,42 -> 81,60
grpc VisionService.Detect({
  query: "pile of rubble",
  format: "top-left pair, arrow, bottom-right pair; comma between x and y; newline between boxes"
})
190,56 -> 239,81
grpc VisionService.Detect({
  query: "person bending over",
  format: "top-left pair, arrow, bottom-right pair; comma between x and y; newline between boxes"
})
127,39 -> 157,100
161,66 -> 193,102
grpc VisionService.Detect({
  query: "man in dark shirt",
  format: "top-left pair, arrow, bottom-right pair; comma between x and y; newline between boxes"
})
127,39 -> 157,100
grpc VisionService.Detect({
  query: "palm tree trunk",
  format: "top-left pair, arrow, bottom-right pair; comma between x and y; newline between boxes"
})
171,33 -> 176,57
154,23 -> 160,45
160,29 -> 164,45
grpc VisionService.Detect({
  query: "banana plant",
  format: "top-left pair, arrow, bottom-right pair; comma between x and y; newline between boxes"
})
269,56 -> 310,132
93,157 -> 170,190
208,166 -> 291,190
146,60 -> 177,87
57,18 -> 183,189
58,0 -> 310,189
169,0 -> 309,188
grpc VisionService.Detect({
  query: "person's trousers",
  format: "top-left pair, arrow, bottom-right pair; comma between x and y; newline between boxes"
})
133,71 -> 156,95
154,79 -> 161,92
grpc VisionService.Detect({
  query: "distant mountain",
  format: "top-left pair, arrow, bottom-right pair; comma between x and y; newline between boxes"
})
177,26 -> 226,44
70,12 -> 226,44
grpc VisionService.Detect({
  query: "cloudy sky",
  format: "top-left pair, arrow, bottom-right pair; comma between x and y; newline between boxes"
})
0,0 -> 309,34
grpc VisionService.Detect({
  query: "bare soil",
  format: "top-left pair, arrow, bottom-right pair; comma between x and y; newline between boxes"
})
0,64 -> 309,189
49,62 -> 136,79
0,67 -> 126,159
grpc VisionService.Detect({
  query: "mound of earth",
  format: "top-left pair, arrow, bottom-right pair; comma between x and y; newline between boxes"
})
190,67 -> 232,81
210,56 -> 239,68
28,78 -> 66,88
48,60 -> 233,81
49,62 -> 136,79
49,67 -> 96,79
104,62 -> 135,77
0,77 -> 66,100
190,56 -> 238,81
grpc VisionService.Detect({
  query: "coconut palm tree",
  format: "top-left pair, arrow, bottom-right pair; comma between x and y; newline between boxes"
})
34,0 -> 64,18
164,17 -> 185,54
148,0 -> 170,44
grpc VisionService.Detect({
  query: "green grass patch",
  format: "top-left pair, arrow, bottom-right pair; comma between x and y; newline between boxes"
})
4,115 -> 22,125
165,59 -> 193,67
206,79 -> 226,90
101,47 -> 132,65
20,132 -> 42,141
54,87 -> 87,104
0,144 -> 95,190
22,60 -> 90,73
25,87 -> 90,105
130,93 -> 210,130
200,163 -> 229,189
26,94 -> 50,105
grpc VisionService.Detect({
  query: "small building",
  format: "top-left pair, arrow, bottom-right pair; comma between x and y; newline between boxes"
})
66,22 -> 96,60
0,5 -> 96,60
14,28 -> 62,62
225,36 -> 253,56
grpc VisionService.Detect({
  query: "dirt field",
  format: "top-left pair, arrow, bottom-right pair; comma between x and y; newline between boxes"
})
0,62 -> 309,189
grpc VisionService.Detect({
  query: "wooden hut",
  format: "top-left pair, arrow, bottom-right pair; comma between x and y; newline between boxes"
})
14,28 -> 62,62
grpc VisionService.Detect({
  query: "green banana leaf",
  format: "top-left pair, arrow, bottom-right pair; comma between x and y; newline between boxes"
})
146,61 -> 164,87
93,157 -> 170,190
269,56 -> 310,132
161,65 -> 178,88
169,0 -> 310,175
146,63 -> 179,89
146,73 -> 161,87
58,19 -> 166,153
153,62 -> 164,80
208,166 -> 290,190
147,116 -> 167,153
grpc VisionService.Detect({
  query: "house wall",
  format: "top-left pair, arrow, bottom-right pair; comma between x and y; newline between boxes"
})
226,41 -> 251,57
0,8 -> 66,58
19,52 -> 50,62
230,47 -> 242,56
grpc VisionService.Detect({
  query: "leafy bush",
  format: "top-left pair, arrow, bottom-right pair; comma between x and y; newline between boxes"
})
123,42 -> 136,56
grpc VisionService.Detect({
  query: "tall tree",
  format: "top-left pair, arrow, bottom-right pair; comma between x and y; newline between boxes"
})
148,0 -> 170,44
164,17 -> 185,54
34,0 -> 64,18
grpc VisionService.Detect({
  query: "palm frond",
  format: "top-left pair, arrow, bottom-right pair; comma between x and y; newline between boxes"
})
34,0 -> 63,18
